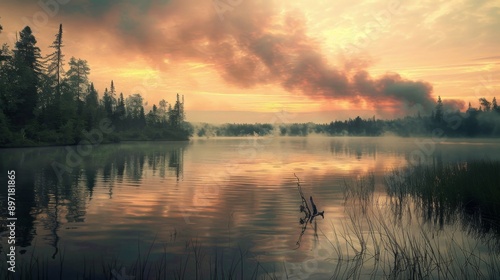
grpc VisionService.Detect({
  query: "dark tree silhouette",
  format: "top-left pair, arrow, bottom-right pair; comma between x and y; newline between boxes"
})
102,87 -> 113,118
480,97 -> 492,112
434,96 -> 443,124
10,26 -> 42,127
45,24 -> 64,97
83,82 -> 100,129
66,57 -> 90,102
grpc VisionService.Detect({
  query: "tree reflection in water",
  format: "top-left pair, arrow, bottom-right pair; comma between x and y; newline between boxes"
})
0,142 -> 188,258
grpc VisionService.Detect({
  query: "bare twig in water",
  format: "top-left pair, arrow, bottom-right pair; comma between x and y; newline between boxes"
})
294,173 -> 325,248
295,173 -> 312,218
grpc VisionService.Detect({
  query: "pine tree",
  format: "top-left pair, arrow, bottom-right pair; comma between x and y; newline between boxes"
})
45,24 -> 64,97
109,80 -> 116,108
114,92 -> 126,129
139,106 -> 146,128
479,97 -> 491,112
11,26 -> 42,127
168,93 -> 185,128
66,57 -> 90,101
84,83 -> 99,129
434,96 -> 443,124
125,93 -> 145,129
158,99 -> 168,125
0,20 -> 4,59
102,88 -> 113,118
0,45 -> 15,108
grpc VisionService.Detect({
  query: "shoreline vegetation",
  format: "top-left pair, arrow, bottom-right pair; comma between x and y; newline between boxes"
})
2,160 -> 499,279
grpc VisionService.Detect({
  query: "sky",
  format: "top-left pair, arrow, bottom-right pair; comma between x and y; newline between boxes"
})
1,0 -> 499,123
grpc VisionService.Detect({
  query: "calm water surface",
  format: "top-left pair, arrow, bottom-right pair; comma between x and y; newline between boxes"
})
1,137 -> 499,278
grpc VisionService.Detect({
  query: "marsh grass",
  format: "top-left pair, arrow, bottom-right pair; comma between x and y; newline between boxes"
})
332,204 -> 500,279
386,160 -> 500,237
343,173 -> 375,214
325,160 -> 500,279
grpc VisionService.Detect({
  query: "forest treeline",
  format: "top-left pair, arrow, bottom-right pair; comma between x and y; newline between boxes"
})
195,96 -> 500,138
0,24 -> 190,147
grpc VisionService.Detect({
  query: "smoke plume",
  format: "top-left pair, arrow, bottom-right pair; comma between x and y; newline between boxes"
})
28,0 -> 455,115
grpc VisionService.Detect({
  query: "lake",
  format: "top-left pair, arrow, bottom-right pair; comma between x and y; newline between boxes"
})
1,137 -> 500,279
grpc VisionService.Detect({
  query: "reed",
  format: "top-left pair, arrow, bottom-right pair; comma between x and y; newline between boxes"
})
323,160 -> 500,279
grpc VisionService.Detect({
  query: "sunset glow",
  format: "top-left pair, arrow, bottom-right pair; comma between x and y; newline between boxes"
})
2,0 -> 499,123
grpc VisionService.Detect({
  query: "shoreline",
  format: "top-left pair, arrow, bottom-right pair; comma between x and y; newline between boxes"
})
3,134 -> 500,148
0,137 -> 190,149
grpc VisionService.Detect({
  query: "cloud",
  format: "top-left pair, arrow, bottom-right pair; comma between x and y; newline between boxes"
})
353,71 -> 436,114
443,99 -> 466,112
14,0 -> 441,115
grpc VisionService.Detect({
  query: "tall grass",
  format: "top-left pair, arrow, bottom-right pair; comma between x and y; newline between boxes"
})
343,173 -> 375,214
327,201 -> 500,279
386,160 -> 500,236
326,160 -> 500,279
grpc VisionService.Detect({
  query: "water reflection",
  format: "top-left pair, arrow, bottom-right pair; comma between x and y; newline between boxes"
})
0,137 -> 499,278
0,142 -> 187,258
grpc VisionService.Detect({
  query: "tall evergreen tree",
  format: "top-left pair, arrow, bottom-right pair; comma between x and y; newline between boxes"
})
125,93 -> 145,128
0,22 -> 13,144
434,96 -> 443,124
11,26 -> 42,127
84,83 -> 99,129
158,99 -> 168,125
0,23 -> 10,62
102,88 -> 113,118
479,97 -> 492,112
169,93 -> 185,128
14,27 -> 43,73
139,106 -> 146,128
109,80 -> 116,108
114,92 -> 126,129
0,45 -> 15,109
65,57 -> 90,101
46,24 -> 64,96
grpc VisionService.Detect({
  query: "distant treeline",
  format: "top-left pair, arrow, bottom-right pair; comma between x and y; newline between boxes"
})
195,97 -> 500,138
0,24 -> 190,147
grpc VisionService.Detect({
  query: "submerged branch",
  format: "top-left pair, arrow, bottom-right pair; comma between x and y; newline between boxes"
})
294,173 -> 325,248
